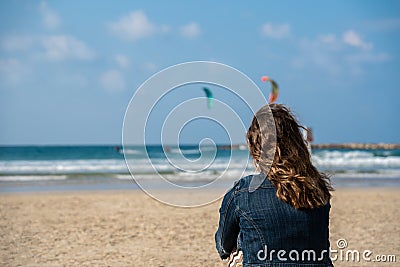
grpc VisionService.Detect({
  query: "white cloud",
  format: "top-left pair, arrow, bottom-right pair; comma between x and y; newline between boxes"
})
346,52 -> 392,63
180,22 -> 201,39
1,35 -> 34,52
291,37 -> 343,76
0,58 -> 29,86
1,34 -> 95,62
344,51 -> 391,76
261,23 -> 290,39
41,35 -> 95,61
342,30 -> 372,50
39,1 -> 61,30
100,70 -> 126,92
107,11 -> 156,41
314,34 -> 343,51
160,25 -> 171,34
317,34 -> 336,44
142,62 -> 157,72
366,18 -> 400,31
292,30 -> 390,78
114,54 -> 129,68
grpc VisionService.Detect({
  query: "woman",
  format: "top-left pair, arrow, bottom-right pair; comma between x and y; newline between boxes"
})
215,104 -> 333,266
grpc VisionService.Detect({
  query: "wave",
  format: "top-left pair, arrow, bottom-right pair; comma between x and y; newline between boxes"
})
0,175 -> 68,182
120,149 -> 142,155
170,148 -> 201,154
0,159 -> 129,175
1,149 -> 400,182
312,150 -> 400,170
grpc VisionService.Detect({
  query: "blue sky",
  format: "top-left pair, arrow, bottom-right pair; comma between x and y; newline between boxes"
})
1,1 -> 399,145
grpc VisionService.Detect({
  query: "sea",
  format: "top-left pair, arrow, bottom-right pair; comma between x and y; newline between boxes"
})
1,145 -> 400,193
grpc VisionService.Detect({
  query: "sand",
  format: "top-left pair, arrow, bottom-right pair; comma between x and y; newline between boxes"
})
0,188 -> 399,266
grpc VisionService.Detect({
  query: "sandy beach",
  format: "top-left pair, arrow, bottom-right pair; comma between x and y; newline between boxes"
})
1,188 -> 399,266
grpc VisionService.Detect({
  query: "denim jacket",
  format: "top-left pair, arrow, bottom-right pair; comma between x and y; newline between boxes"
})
215,174 -> 333,267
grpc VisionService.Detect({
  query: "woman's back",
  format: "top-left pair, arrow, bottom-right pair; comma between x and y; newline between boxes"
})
238,174 -> 330,265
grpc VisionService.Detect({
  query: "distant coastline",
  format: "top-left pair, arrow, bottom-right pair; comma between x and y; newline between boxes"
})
311,143 -> 400,150
220,143 -> 400,150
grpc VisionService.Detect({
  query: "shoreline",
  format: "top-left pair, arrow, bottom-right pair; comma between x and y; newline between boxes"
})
1,175 -> 400,194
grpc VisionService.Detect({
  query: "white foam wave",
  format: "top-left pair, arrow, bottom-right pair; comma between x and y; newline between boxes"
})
1,149 -> 399,181
314,157 -> 400,169
312,150 -> 400,169
0,175 -> 68,182
169,148 -> 218,155
170,148 -> 196,154
114,174 -> 133,180
0,159 -> 128,174
121,149 -> 142,155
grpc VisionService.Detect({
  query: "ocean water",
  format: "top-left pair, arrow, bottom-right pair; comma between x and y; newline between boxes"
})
0,145 -> 400,192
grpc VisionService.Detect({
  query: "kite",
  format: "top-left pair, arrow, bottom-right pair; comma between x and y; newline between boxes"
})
261,76 -> 279,103
203,87 -> 213,109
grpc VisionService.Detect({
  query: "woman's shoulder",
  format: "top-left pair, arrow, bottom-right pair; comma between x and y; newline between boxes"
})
233,173 -> 273,191
231,174 -> 252,191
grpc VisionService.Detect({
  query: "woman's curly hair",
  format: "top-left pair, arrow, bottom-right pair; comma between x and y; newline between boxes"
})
247,103 -> 333,209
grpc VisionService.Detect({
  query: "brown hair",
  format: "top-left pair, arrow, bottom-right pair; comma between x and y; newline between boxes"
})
247,103 -> 333,209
